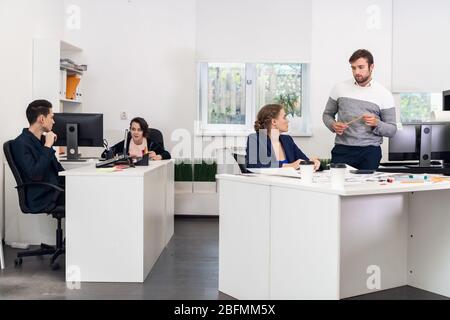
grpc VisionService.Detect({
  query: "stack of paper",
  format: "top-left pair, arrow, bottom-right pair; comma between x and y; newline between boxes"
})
247,167 -> 300,178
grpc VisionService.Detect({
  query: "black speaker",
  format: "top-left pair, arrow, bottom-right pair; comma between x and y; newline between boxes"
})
420,124 -> 432,167
66,123 -> 79,161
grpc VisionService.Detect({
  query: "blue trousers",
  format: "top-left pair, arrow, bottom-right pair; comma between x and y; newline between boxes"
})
331,144 -> 382,170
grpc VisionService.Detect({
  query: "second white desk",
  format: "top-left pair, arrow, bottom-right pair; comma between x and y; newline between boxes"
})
60,160 -> 174,283
218,173 -> 450,299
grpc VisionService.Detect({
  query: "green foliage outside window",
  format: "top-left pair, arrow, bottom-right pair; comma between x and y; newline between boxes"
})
400,93 -> 432,122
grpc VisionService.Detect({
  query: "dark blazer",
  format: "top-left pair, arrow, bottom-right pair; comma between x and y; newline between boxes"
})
106,135 -> 171,160
245,132 -> 309,169
11,129 -> 65,212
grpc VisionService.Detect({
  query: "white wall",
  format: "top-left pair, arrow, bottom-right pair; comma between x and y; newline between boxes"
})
0,0 -> 63,238
196,0 -> 312,62
62,0 -> 197,152
393,0 -> 450,92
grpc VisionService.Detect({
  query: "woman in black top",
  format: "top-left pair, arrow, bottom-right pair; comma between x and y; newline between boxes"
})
104,117 -> 171,160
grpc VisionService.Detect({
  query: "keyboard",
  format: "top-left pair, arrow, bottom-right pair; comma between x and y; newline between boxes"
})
95,154 -> 129,168
380,161 -> 442,167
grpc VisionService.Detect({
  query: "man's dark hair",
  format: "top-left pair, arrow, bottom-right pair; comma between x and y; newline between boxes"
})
349,49 -> 374,66
26,99 -> 52,125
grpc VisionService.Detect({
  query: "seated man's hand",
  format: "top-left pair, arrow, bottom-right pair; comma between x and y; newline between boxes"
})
44,131 -> 57,148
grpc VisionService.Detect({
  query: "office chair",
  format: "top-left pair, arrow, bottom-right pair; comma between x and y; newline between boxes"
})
125,128 -> 164,148
0,235 -> 4,270
231,153 -> 251,174
3,141 -> 65,270
148,128 -> 164,149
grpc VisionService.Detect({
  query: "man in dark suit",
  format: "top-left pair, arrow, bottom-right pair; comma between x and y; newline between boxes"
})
12,100 -> 65,212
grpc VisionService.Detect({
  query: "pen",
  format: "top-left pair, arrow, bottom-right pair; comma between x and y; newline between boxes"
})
345,115 -> 363,126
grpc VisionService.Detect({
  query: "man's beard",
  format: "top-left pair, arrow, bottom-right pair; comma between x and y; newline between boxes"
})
355,74 -> 371,84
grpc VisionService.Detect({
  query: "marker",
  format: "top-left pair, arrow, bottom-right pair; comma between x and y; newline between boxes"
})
408,174 -> 428,180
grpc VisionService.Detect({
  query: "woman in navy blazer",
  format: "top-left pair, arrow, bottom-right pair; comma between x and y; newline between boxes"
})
245,104 -> 320,170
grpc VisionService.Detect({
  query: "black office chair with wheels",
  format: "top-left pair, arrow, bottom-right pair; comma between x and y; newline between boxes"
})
231,153 -> 251,174
3,140 -> 65,270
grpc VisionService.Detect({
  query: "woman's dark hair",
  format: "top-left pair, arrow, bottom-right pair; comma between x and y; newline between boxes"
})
254,104 -> 283,133
130,117 -> 149,138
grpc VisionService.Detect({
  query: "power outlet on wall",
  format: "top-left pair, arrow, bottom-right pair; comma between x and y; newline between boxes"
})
120,111 -> 128,120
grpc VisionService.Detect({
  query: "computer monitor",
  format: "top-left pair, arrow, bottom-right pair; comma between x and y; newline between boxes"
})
444,90 -> 450,111
389,122 -> 450,167
388,124 -> 419,161
53,113 -> 103,161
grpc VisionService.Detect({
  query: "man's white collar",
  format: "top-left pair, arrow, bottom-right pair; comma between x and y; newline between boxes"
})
354,78 -> 373,87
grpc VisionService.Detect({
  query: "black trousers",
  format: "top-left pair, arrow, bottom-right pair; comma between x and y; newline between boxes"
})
331,144 -> 382,170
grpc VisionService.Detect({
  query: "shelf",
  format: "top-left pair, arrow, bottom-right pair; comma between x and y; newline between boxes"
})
60,65 -> 84,75
60,98 -> 82,104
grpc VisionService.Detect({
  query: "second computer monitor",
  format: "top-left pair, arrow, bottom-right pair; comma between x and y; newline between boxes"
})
53,113 -> 103,160
443,90 -> 450,111
389,122 -> 450,166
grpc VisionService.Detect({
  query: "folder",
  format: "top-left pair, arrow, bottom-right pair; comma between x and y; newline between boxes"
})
66,75 -> 81,100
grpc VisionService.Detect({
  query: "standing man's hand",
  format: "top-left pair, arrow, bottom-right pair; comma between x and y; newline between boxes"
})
44,131 -> 57,148
332,122 -> 349,135
363,114 -> 378,127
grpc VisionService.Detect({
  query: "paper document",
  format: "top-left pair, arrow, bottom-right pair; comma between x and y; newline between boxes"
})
247,167 -> 300,178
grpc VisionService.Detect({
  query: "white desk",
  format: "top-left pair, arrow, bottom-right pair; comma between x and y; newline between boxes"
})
217,172 -> 450,299
60,160 -> 174,282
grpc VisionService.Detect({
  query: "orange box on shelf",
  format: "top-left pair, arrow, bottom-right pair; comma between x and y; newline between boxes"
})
66,74 -> 81,100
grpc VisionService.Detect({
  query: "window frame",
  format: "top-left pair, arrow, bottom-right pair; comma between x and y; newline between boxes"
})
197,62 -> 311,137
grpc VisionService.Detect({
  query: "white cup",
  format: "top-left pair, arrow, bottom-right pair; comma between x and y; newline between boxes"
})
299,161 -> 315,184
330,163 -> 346,189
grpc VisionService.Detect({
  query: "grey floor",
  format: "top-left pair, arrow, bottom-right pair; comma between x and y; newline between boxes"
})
0,216 -> 447,300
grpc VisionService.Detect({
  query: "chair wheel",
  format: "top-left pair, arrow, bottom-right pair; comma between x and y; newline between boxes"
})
51,262 -> 60,271
14,258 -> 22,267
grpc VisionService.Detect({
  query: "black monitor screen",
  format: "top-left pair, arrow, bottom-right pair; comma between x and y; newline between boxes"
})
444,90 -> 450,111
431,124 -> 450,160
389,123 -> 450,162
53,113 -> 103,147
388,124 -> 420,161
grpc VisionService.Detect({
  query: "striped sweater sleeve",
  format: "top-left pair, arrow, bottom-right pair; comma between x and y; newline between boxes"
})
323,97 -> 338,132
373,107 -> 397,138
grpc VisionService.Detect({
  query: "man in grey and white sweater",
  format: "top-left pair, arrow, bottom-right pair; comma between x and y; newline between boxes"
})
322,49 -> 397,170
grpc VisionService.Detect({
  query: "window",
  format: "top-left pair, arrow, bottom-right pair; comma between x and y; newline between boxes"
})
255,63 -> 303,117
206,63 -> 246,125
399,93 -> 442,123
198,62 -> 310,136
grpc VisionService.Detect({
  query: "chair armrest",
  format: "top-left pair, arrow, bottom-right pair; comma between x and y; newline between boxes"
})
15,182 -> 65,192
